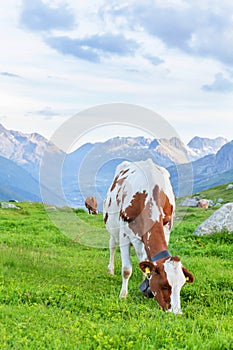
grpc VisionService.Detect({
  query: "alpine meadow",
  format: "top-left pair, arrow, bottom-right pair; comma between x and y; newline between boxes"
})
0,183 -> 233,350
2,1 -> 233,349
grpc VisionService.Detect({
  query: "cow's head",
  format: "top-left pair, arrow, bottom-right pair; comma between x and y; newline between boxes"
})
139,257 -> 194,314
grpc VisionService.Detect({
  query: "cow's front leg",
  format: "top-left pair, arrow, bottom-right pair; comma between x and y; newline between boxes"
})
119,236 -> 132,298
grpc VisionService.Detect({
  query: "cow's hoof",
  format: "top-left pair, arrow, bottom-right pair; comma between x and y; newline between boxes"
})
107,267 -> 114,275
119,290 -> 127,298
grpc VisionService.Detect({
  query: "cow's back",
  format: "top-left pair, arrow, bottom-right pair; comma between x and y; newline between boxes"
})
104,159 -> 175,242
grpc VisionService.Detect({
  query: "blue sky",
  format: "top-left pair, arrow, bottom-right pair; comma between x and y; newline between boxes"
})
0,0 -> 233,147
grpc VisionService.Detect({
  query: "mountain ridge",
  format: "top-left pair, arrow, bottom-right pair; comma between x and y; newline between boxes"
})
0,155 -> 41,201
0,123 -> 64,179
0,123 -> 232,207
187,136 -> 228,160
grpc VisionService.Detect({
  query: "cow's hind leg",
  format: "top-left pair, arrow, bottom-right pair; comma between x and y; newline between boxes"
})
119,236 -> 132,298
108,236 -> 117,275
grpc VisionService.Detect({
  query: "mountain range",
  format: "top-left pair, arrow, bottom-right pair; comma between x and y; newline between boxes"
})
186,136 -> 228,160
0,123 -> 232,209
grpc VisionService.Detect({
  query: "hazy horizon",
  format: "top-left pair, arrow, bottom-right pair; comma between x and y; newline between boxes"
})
1,1 -> 233,146
0,119 -> 230,154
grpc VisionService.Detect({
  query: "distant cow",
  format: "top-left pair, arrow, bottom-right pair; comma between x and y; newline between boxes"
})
103,159 -> 194,314
197,199 -> 209,209
85,196 -> 98,215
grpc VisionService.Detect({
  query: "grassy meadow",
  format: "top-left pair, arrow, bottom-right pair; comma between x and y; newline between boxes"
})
0,184 -> 233,349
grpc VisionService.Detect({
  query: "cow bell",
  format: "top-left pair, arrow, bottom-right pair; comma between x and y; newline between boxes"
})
139,278 -> 154,298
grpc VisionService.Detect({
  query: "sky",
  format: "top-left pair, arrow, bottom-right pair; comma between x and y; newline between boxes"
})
0,0 -> 233,148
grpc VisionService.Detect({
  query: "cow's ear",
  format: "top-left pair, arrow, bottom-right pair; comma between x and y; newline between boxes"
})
139,261 -> 155,274
182,266 -> 194,283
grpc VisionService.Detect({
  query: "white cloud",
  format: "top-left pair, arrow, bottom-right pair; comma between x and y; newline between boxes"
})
102,0 -> 233,65
0,0 -> 232,144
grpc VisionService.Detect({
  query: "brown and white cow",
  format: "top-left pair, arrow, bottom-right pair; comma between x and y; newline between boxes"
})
85,196 -> 98,215
197,199 -> 209,209
103,159 -> 194,314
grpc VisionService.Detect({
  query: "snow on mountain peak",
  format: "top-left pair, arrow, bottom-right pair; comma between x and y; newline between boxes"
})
187,136 -> 228,160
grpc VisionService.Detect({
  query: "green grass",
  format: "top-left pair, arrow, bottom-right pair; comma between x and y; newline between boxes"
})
199,182 -> 233,204
177,181 -> 233,206
0,201 -> 233,349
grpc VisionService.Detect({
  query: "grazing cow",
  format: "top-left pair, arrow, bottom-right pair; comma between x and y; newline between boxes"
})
103,159 -> 194,314
85,196 -> 98,215
197,199 -> 209,209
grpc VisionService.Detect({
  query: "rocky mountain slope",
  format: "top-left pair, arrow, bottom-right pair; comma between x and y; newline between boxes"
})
0,123 -> 232,207
62,136 -> 232,207
187,136 -> 228,160
0,155 -> 41,201
169,140 -> 233,195
61,136 -> 191,207
0,123 -> 64,179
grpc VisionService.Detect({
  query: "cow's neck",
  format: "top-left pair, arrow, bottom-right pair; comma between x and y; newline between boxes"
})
142,220 -> 169,261
151,249 -> 171,261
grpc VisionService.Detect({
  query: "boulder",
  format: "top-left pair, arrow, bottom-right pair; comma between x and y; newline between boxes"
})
226,184 -> 233,190
1,202 -> 20,209
180,197 -> 199,207
193,203 -> 233,235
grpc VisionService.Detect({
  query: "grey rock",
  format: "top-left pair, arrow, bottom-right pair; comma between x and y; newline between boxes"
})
1,202 -> 20,209
217,198 -> 224,203
180,197 -> 199,207
194,203 -> 233,235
